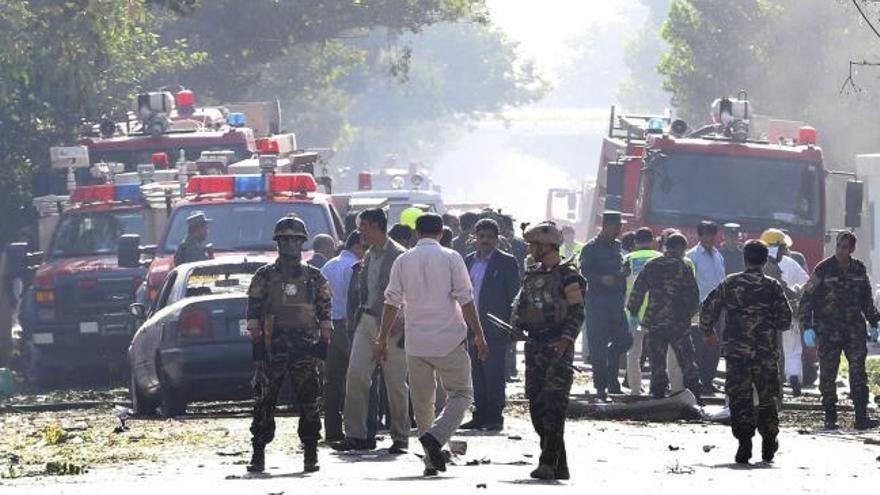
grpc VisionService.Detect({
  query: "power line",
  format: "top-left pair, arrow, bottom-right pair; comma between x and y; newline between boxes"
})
852,0 -> 880,40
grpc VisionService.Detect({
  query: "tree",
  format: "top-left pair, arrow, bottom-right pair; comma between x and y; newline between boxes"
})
618,0 -> 673,112
0,0 -> 199,246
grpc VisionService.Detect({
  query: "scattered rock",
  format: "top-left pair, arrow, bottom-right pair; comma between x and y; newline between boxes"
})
45,461 -> 87,476
702,445 -> 715,453
216,450 -> 247,457
668,445 -> 680,451
476,483 -> 487,489
507,435 -> 522,440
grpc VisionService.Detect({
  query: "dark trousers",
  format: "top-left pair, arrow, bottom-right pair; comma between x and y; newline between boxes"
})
250,355 -> 322,447
691,326 -> 720,388
585,301 -> 632,392
323,319 -> 350,440
525,341 -> 573,470
645,325 -> 700,397
726,356 -> 779,440
818,328 -> 869,408
469,337 -> 509,425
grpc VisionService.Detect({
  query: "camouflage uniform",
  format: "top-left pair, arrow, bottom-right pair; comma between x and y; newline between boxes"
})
798,256 -> 880,410
247,258 -> 333,448
700,268 -> 791,441
626,255 -> 701,398
512,260 -> 586,476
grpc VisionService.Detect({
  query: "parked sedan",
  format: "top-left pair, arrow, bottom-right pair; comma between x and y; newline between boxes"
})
127,256 -> 272,417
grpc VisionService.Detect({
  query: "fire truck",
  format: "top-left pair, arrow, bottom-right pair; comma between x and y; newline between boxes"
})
123,167 -> 344,312
11,168 -> 180,386
12,90 -> 332,386
545,180 -> 596,241
589,93 -> 862,269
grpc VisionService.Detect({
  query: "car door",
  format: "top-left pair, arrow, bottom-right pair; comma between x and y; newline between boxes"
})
139,271 -> 179,390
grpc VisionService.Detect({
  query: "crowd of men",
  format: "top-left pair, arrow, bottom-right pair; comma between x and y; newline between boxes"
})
239,206 -> 880,479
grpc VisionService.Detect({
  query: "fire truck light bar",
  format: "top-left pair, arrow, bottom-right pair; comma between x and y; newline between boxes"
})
186,173 -> 318,196
71,184 -> 144,203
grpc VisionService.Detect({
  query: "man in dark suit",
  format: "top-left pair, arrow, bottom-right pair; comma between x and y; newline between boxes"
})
460,218 -> 521,431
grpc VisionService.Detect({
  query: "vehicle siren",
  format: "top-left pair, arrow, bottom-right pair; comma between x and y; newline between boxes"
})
227,112 -> 246,127
646,118 -> 665,134
152,152 -> 170,169
797,126 -> 818,146
711,91 -> 751,142
670,119 -> 689,138
175,90 -> 195,115
99,118 -> 117,139
134,92 -> 175,137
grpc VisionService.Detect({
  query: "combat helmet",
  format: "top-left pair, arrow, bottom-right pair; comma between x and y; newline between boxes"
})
273,216 -> 308,240
523,221 -> 564,245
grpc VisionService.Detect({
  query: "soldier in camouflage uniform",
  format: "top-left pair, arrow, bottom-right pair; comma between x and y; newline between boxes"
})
511,221 -> 586,481
700,240 -> 791,464
626,233 -> 701,399
798,231 -> 880,430
245,216 -> 333,473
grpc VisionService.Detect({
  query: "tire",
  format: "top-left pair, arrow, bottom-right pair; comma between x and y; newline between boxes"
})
159,370 -> 187,418
129,371 -> 158,417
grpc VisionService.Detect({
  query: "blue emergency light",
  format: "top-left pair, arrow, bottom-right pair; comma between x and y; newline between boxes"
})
227,112 -> 246,127
114,184 -> 143,201
647,118 -> 665,134
233,174 -> 266,195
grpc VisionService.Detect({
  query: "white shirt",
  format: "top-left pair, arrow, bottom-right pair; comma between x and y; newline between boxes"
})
686,244 -> 726,302
779,255 -> 809,290
384,237 -> 474,357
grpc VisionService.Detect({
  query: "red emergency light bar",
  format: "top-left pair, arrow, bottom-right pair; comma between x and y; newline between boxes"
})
270,173 -> 317,193
71,184 -> 115,202
257,138 -> 280,154
186,173 -> 317,196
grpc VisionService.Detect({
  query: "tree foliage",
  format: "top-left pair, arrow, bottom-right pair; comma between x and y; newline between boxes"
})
657,0 -> 880,166
0,0 -> 199,245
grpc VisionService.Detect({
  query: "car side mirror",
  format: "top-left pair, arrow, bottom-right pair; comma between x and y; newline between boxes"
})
129,303 -> 146,320
845,180 -> 864,229
118,234 -> 142,268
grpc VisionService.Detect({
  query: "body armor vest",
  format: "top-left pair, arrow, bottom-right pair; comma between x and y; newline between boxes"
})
518,263 -> 568,333
265,265 -> 318,332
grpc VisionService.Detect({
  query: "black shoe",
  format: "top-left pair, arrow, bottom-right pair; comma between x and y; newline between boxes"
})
554,464 -> 570,480
459,418 -> 483,430
419,433 -> 447,472
423,467 -> 438,476
330,437 -> 375,452
790,376 -> 801,397
854,411 -> 878,431
247,446 -> 265,473
761,436 -> 778,462
651,390 -> 666,400
702,384 -> 721,396
595,388 -> 608,401
607,382 -> 623,394
482,421 -> 503,432
530,464 -> 556,480
303,441 -> 319,472
735,438 -> 752,464
824,407 -> 838,430
388,440 -> 409,454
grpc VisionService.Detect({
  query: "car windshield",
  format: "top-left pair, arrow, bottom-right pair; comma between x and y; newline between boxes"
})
50,209 -> 149,258
161,202 -> 331,253
647,151 -> 822,230
182,262 -> 263,298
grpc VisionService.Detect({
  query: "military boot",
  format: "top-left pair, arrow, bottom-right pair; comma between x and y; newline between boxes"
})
761,435 -> 778,463
530,464 -> 556,480
247,445 -> 265,473
303,441 -> 319,472
854,404 -> 878,431
790,376 -> 801,397
823,406 -> 838,430
735,437 -> 752,464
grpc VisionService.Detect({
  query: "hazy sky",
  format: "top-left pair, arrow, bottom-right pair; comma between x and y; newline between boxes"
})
486,0 -> 630,75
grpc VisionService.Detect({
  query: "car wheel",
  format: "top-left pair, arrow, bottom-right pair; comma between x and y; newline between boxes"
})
129,371 -> 158,417
159,370 -> 187,418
